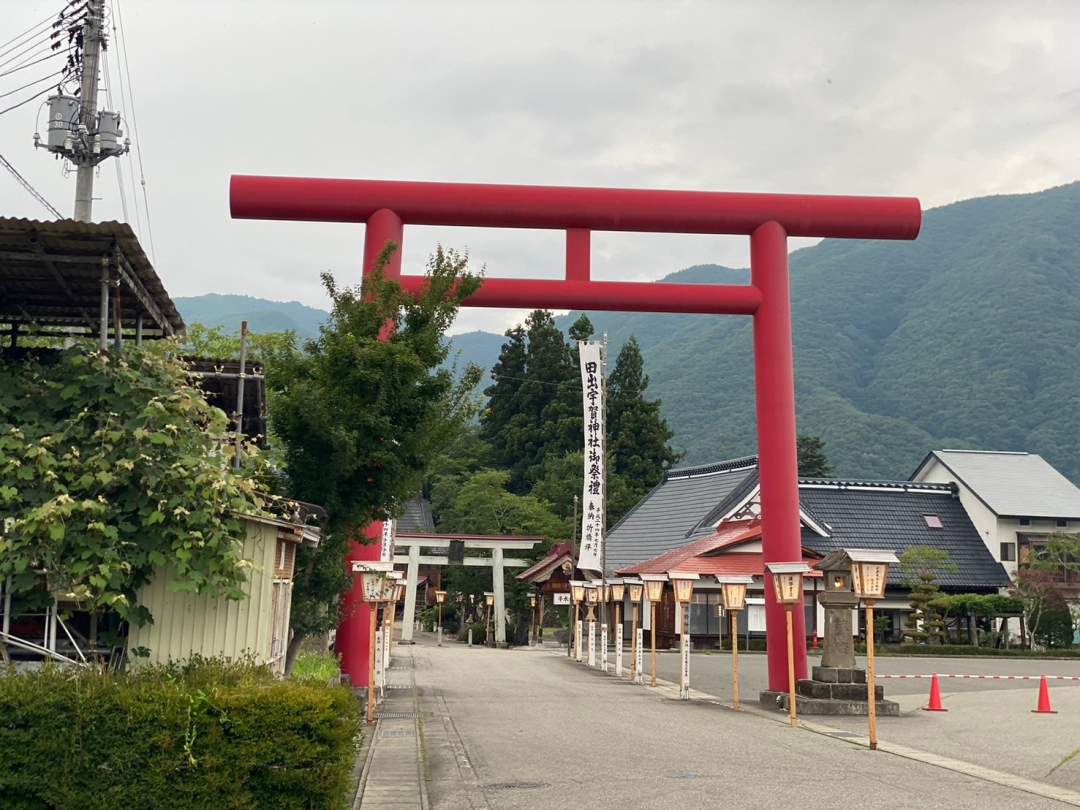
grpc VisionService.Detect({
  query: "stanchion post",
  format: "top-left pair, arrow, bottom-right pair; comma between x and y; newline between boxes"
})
765,563 -> 810,728
626,579 -> 643,682
866,601 -> 878,749
641,575 -> 666,687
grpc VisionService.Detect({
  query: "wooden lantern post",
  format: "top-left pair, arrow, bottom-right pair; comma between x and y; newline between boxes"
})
641,574 -> 667,688
717,575 -> 753,710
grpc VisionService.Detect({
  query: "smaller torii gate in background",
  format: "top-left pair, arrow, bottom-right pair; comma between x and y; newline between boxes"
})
230,175 -> 921,692
393,532 -> 542,646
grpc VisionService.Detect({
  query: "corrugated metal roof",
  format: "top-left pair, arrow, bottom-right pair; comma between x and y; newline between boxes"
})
604,457 -> 758,575
0,217 -> 184,337
914,450 -> 1080,519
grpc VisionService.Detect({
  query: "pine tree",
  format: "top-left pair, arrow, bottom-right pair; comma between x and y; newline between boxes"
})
480,325 -> 527,469
606,336 -> 679,522
797,435 -> 833,478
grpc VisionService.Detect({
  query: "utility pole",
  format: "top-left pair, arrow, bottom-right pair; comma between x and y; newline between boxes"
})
36,0 -> 126,220
74,0 -> 105,222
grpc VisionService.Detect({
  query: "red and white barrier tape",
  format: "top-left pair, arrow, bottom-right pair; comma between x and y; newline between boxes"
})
878,673 -> 1080,681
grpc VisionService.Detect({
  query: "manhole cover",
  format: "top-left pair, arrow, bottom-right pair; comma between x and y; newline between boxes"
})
379,729 -> 416,738
484,782 -> 548,791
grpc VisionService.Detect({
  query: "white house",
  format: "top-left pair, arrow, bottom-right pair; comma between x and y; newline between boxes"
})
911,450 -> 1080,579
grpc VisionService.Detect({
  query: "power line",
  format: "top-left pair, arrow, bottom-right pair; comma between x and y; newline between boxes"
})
0,11 -> 56,56
0,150 -> 61,218
0,83 -> 58,117
0,29 -> 64,71
0,48 -> 72,80
0,70 -> 64,99
112,0 -> 154,260
100,47 -> 129,222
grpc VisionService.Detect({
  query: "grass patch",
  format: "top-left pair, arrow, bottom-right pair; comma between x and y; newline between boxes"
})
292,651 -> 341,682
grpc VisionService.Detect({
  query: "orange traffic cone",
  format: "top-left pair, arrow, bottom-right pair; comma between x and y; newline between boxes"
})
923,673 -> 947,712
1032,675 -> 1057,714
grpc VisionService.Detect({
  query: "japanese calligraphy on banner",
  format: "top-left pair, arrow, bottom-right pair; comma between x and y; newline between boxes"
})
379,519 -> 396,563
578,340 -> 605,573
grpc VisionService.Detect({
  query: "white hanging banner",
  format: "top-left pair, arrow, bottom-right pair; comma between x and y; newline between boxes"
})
578,341 -> 606,573
379,519 -> 396,563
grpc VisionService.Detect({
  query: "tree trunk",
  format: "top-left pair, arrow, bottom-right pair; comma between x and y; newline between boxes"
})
968,613 -> 977,646
283,632 -> 306,677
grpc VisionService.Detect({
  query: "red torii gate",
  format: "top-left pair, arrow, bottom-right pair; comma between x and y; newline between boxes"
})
230,175 -> 921,692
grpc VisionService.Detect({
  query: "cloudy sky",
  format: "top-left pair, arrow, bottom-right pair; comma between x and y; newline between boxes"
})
3,1 -> 1080,334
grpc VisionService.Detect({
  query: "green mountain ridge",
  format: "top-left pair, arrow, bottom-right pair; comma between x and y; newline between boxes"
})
176,182 -> 1080,483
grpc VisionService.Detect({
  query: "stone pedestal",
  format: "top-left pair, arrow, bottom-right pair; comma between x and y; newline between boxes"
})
758,560 -> 897,716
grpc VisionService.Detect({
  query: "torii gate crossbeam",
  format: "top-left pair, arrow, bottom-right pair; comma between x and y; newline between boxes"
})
230,175 -> 921,692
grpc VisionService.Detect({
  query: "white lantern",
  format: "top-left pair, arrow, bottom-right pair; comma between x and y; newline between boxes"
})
765,562 -> 810,604
667,571 -> 699,604
846,549 -> 899,602
716,575 -> 753,611
641,573 -> 667,603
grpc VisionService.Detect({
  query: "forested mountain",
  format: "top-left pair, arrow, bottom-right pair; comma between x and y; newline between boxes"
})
178,182 -> 1080,483
175,294 -> 329,339
459,182 -> 1080,483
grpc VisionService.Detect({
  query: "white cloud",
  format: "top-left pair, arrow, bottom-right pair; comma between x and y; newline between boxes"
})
3,0 -> 1080,334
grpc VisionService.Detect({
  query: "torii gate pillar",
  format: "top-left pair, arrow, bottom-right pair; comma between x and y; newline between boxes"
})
230,175 -> 921,691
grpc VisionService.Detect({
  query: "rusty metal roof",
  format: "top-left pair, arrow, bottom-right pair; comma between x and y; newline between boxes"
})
0,217 -> 184,338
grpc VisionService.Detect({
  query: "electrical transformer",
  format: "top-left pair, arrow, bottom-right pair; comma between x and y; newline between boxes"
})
46,95 -> 80,150
96,110 -> 123,156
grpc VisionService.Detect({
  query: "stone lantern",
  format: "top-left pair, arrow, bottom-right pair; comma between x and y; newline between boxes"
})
816,552 -> 859,672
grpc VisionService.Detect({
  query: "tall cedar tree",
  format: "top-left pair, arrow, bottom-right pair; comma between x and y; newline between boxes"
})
797,435 -> 834,477
266,246 -> 481,671
607,336 -> 679,521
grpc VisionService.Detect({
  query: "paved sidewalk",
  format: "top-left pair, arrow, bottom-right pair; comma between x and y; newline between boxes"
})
356,647 -> 427,809
358,635 -> 1078,809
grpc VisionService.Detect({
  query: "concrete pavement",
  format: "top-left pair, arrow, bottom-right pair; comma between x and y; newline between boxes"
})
651,647 -> 1080,792
353,633 -> 1080,809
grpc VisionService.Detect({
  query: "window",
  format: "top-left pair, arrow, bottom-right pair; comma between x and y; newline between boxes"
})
923,515 -> 943,529
1000,542 -> 1016,562
1019,518 -> 1031,527
1057,520 -> 1069,528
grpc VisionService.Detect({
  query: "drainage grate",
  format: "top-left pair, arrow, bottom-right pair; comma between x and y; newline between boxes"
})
483,782 -> 548,791
379,729 -> 416,738
828,731 -> 862,738
386,683 -> 412,690
379,711 -> 416,719
669,772 -> 700,780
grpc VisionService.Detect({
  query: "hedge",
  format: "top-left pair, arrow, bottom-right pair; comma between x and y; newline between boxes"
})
0,658 -> 361,810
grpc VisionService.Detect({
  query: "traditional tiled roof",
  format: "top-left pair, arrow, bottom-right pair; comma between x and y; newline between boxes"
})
797,480 -> 1011,589
398,496 -> 435,533
516,542 -> 573,582
606,455 -> 1010,590
604,456 -> 758,574
617,520 -> 822,578
912,450 -> 1080,519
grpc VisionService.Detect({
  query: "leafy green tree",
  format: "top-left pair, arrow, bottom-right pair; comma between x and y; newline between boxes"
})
183,323 -> 295,364
480,326 -> 526,469
0,344 -> 270,627
607,336 -> 679,523
264,246 -> 482,670
797,435 -> 833,478
899,546 -> 957,644
437,469 -> 563,537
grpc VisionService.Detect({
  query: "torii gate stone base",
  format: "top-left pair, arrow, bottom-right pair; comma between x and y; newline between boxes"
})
394,533 -> 540,646
230,175 -> 921,691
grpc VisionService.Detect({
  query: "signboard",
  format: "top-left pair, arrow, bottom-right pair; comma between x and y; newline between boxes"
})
635,628 -> 644,683
577,341 -> 606,573
375,628 -> 384,691
615,625 -> 623,677
680,636 -> 690,699
448,540 -> 465,566
601,625 -> 608,672
553,592 -> 571,606
379,519 -> 396,563
588,621 -> 596,667
575,620 -> 583,662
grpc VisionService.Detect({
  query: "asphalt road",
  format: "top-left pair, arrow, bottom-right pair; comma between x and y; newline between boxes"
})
648,646 -> 1080,791
408,634 -> 1079,809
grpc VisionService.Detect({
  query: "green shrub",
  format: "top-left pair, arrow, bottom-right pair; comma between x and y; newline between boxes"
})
0,659 -> 361,809
290,652 -> 340,684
